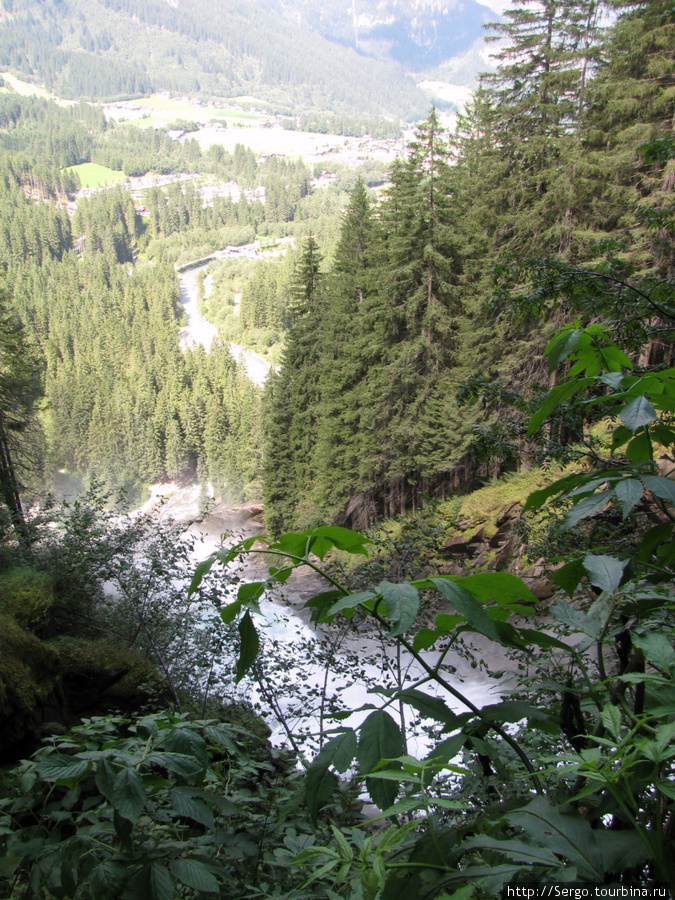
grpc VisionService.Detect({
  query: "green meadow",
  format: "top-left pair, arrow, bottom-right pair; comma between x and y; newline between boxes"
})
64,162 -> 127,188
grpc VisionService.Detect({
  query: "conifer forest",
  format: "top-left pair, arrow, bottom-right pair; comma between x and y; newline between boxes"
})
0,0 -> 675,897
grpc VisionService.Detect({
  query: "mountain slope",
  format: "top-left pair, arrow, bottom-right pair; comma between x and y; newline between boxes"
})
273,0 -> 499,71
0,0 -> 430,117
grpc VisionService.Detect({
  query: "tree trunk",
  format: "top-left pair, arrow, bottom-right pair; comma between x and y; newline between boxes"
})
0,417 -> 30,553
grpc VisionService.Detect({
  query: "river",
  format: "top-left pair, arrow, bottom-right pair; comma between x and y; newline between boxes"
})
147,482 -> 510,756
178,256 -> 275,388
172,261 -> 509,757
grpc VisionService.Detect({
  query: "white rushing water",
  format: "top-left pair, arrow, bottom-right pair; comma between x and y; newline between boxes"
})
171,256 -> 510,756
178,259 -> 275,388
147,484 -> 510,755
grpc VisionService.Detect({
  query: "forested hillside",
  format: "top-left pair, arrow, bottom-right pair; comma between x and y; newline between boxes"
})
0,95 -> 270,501
0,0 -> 674,896
262,0 -> 675,533
0,0 -> 429,117
0,89 -> 393,501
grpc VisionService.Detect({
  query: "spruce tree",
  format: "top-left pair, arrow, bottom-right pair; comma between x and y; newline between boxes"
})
312,182 -> 380,524
361,109 -> 460,512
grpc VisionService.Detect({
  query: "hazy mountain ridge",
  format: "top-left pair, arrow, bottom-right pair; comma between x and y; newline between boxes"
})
272,0 -> 499,70
0,0 -> 497,115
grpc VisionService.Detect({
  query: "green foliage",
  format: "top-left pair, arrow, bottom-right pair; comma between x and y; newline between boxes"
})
0,567 -> 54,630
0,712 -> 325,899
0,0 -> 427,117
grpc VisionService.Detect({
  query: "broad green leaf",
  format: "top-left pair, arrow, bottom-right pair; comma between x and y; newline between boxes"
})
237,581 -> 266,605
113,808 -> 133,843
525,471 -> 600,509
434,613 -> 464,632
128,863 -> 174,900
613,479 -> 643,518
89,860 -> 129,900
327,591 -> 376,616
517,628 -> 571,652
598,371 -> 625,389
112,767 -> 145,823
656,779 -> 675,800
560,489 -> 612,532
36,755 -> 90,783
480,701 -> 550,725
626,431 -> 652,462
236,610 -> 260,683
165,728 -> 208,766
546,328 -> 580,374
552,558 -> 586,597
170,789 -> 214,828
434,887 -> 476,900
456,572 -> 538,607
169,858 -> 219,894
268,564 -> 293,584
593,831 -> 649,874
396,690 -> 465,730
462,834 -> 560,866
203,724 -> 238,755
357,710 -> 405,811
313,731 -> 357,774
220,600 -> 243,625
642,475 -> 675,504
0,857 -> 20,879
146,752 -> 204,777
377,580 -> 419,636
527,378 -> 594,436
428,733 -> 467,763
600,704 -> 621,741
357,711 -> 405,775
600,344 -> 632,372
413,627 -> 440,651
188,555 -> 216,598
611,425 -> 633,450
304,761 -> 339,825
638,522 -> 674,564
304,590 -> 345,620
552,598 -> 600,638
430,579 -> 500,642
568,476 -> 617,499
651,423 -> 675,447
271,530 -> 315,559
632,633 -> 675,672
311,526 -> 370,556
94,759 -> 116,802
506,797 -> 604,881
620,395 -> 657,432
582,554 -> 626,593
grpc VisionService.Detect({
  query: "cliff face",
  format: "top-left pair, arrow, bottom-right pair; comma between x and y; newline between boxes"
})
274,0 -> 499,71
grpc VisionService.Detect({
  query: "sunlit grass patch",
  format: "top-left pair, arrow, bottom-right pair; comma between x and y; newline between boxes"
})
64,162 -> 127,188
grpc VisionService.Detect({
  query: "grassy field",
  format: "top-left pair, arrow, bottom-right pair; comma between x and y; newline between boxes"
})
65,162 -> 128,188
0,72 -> 75,105
106,95 -> 260,128
145,95 -> 258,120
192,123 -> 348,160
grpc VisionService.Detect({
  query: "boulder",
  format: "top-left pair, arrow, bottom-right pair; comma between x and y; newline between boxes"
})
442,536 -> 472,557
489,521 -> 514,548
438,562 -> 466,576
496,502 -> 522,527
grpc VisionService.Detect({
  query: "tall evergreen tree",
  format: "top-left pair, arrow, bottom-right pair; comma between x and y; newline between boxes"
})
362,109 -> 460,512
312,182 -> 380,524
0,286 -> 43,548
262,237 -> 326,532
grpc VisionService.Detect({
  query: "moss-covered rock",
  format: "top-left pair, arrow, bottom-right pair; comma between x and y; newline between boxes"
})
0,568 -> 55,632
0,616 -> 62,761
51,637 -> 168,712
0,622 -> 169,763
